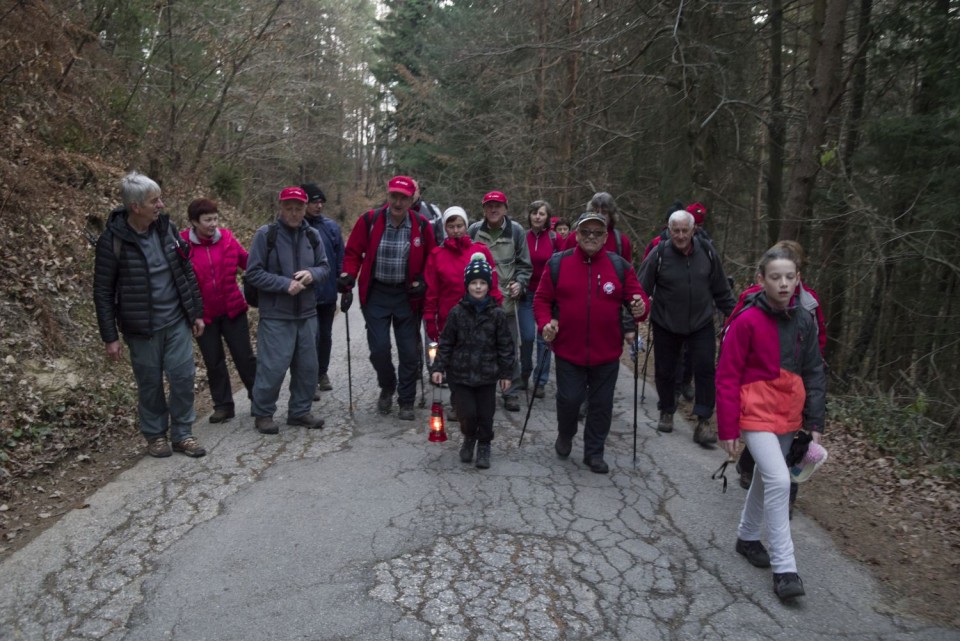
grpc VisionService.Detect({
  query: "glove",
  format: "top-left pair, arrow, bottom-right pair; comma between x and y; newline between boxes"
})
340,291 -> 353,312
336,273 -> 355,293
407,280 -> 426,298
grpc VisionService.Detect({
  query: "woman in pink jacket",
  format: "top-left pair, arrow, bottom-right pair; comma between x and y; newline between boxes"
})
181,199 -> 257,423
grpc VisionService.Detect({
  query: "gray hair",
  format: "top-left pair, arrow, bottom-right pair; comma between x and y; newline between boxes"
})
120,172 -> 161,209
668,210 -> 695,228
588,191 -> 617,214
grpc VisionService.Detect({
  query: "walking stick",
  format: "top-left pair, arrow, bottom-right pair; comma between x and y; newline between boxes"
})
633,329 -> 639,466
342,294 -> 354,414
417,317 -> 428,408
518,345 -> 551,447
639,322 -> 653,404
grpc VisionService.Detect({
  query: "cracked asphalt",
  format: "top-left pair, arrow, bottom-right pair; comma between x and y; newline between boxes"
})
2,316 -> 957,641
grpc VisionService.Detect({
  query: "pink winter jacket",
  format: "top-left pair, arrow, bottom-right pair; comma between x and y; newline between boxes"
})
423,236 -> 502,342
181,227 -> 249,324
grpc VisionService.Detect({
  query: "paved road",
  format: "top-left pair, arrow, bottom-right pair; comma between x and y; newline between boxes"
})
2,315 -> 957,641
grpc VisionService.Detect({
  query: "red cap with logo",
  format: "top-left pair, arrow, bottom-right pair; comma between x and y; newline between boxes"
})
686,202 -> 707,225
482,191 -> 507,206
279,186 -> 308,202
387,175 -> 416,197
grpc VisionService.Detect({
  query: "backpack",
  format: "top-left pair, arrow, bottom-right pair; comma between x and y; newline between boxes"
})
243,223 -> 321,308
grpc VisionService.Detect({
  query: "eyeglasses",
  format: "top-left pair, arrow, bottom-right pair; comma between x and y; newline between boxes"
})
579,229 -> 606,238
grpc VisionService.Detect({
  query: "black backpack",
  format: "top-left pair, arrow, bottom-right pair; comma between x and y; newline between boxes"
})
243,223 -> 321,308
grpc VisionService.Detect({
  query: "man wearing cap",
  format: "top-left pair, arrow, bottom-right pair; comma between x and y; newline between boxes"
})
534,212 -> 649,473
301,182 -> 344,396
638,209 -> 736,445
245,186 -> 330,434
468,191 -> 532,411
94,172 -> 207,459
337,175 -> 438,420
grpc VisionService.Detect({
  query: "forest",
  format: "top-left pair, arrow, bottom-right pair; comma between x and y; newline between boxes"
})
0,0 -> 957,485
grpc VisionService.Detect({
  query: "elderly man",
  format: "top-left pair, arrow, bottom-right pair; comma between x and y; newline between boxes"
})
337,176 -> 437,420
246,186 -> 330,434
638,209 -> 736,445
468,191 -> 532,411
534,212 -> 649,473
93,172 -> 206,458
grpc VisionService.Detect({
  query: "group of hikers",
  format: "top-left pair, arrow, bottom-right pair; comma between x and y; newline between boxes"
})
93,171 -> 825,602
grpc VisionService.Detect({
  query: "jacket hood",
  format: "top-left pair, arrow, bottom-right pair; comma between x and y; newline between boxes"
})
442,236 -> 473,252
753,290 -> 798,320
187,227 -> 223,245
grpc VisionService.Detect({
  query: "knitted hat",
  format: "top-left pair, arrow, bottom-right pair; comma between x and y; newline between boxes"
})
464,252 -> 493,288
300,183 -> 326,203
442,206 -> 469,229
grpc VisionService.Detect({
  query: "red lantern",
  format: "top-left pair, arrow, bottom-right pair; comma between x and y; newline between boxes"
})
428,401 -> 447,442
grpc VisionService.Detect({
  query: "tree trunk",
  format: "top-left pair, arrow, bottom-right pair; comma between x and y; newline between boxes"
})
766,0 -> 785,246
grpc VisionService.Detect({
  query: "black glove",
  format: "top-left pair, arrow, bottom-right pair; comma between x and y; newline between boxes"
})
340,291 -> 353,313
336,273 -> 355,293
407,279 -> 426,298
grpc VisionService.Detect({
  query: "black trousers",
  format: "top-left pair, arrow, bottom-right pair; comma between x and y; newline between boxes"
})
652,321 -> 716,418
450,383 -> 497,444
315,303 -> 336,379
195,313 -> 257,410
555,357 -> 619,461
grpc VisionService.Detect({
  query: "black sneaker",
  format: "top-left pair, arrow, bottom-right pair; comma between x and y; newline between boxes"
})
317,374 -> 333,391
287,413 -> 325,429
657,412 -> 674,433
773,572 -> 805,600
459,439 -> 476,463
475,444 -> 491,469
736,538 -> 771,568
503,396 -> 521,412
583,456 -> 609,474
554,434 -> 573,459
398,405 -> 415,421
377,389 -> 393,414
209,408 -> 235,424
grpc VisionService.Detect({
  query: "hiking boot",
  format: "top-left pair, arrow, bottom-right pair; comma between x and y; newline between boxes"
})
516,377 -> 529,391
377,389 -> 393,415
554,434 -> 573,459
475,444 -> 491,469
172,437 -> 207,458
773,572 -> 805,600
398,405 -> 415,421
503,396 -> 521,412
459,438 -> 476,463
209,408 -> 235,424
533,386 -> 545,399
317,374 -> 333,391
255,416 -> 279,435
313,389 -> 322,401
657,412 -> 674,433
583,456 -> 609,474
693,418 -> 717,446
287,413 -> 325,429
146,436 -> 172,458
736,538 -> 771,568
680,382 -> 695,402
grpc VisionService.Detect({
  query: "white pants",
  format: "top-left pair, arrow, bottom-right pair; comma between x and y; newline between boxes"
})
738,431 -> 797,573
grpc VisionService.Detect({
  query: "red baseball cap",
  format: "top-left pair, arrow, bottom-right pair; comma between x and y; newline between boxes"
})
482,191 -> 507,206
686,202 -> 707,225
279,186 -> 308,202
387,175 -> 416,197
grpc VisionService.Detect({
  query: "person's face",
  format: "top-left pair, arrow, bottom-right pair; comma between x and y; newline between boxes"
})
467,278 -> 489,300
306,200 -> 324,217
760,258 -> 800,310
192,212 -> 219,238
445,217 -> 467,239
669,219 -> 694,252
555,224 -> 569,238
576,221 -> 607,255
278,199 -> 307,227
388,191 -> 414,216
530,206 -> 548,231
483,201 -> 507,227
130,191 -> 164,226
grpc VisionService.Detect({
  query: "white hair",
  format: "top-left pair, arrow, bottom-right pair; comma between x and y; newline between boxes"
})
120,172 -> 161,208
668,210 -> 695,228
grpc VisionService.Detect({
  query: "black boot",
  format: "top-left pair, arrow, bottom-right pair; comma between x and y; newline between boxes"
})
459,439 -> 476,463
475,443 -> 491,469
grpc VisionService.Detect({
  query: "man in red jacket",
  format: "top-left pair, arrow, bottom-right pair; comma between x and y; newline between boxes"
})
534,212 -> 649,473
337,176 -> 437,420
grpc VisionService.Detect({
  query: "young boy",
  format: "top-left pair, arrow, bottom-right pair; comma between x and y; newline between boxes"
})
430,254 -> 515,468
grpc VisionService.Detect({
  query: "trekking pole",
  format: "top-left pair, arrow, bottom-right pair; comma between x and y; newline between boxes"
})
418,318 -> 428,408
518,344 -> 550,447
639,322 -> 653,404
511,293 -> 525,400
633,328 -> 639,467
342,294 -> 354,415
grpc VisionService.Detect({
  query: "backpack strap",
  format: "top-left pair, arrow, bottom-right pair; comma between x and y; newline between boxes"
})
547,248 -> 575,288
606,251 -> 628,285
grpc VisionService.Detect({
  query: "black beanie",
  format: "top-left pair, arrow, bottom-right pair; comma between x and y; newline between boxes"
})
464,252 -> 493,288
300,183 -> 326,203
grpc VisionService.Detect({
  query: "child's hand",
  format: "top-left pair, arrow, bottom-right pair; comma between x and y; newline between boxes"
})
499,379 -> 512,393
431,372 -> 444,385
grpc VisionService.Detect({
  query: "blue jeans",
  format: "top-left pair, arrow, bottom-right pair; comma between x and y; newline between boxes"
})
252,316 -> 319,419
362,282 -> 419,407
554,356 -> 619,461
518,297 -> 550,386
125,320 -> 196,443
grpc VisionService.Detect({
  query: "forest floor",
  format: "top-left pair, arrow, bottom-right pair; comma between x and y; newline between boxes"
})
1,371 -> 958,628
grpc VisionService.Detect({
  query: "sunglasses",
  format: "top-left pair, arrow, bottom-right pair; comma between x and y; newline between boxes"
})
579,229 -> 606,238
